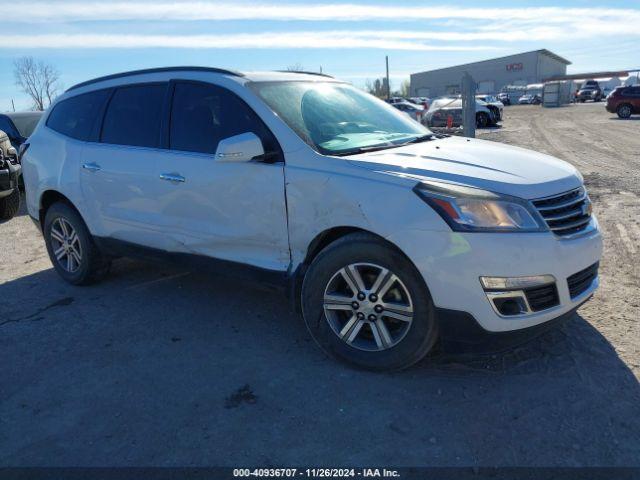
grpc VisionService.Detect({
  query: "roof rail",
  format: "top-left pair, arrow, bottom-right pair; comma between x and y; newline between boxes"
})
66,66 -> 244,92
275,70 -> 334,78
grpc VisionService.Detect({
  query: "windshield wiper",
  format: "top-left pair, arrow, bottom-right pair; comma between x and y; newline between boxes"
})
332,134 -> 435,157
405,134 -> 434,144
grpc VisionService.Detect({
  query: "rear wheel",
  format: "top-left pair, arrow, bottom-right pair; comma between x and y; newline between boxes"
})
0,188 -> 20,220
44,202 -> 111,285
617,103 -> 632,119
301,233 -> 438,371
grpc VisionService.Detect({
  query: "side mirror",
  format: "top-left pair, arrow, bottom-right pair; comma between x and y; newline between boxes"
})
215,132 -> 264,163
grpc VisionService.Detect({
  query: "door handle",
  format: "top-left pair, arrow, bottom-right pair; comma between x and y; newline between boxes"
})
159,173 -> 185,183
82,162 -> 101,172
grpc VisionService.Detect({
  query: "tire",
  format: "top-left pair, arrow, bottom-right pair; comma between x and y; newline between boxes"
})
43,202 -> 111,285
0,188 -> 20,220
476,112 -> 489,128
617,103 -> 632,119
301,233 -> 438,371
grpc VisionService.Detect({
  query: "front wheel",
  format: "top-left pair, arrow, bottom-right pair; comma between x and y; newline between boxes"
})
617,104 -> 632,119
0,188 -> 20,220
301,233 -> 438,371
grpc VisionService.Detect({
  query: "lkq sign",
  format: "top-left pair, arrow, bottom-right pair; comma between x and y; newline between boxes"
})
506,63 -> 523,72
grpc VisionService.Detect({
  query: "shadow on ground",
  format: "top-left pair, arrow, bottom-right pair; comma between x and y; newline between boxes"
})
1,259 -> 638,467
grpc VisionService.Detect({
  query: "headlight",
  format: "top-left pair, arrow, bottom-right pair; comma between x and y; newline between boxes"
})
413,181 -> 547,232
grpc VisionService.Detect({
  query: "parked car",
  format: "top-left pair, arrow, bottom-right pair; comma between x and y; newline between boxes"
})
386,97 -> 406,104
424,97 -> 496,128
0,112 -> 43,187
496,92 -> 511,106
518,94 -> 541,105
0,111 -> 43,152
0,129 -> 21,219
409,96 -> 430,108
475,95 -> 504,121
22,67 -> 602,371
392,101 -> 425,122
606,85 -> 640,119
576,81 -> 602,102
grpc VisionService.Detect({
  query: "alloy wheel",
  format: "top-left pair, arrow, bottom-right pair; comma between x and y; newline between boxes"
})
323,262 -> 414,351
50,217 -> 83,273
619,105 -> 631,118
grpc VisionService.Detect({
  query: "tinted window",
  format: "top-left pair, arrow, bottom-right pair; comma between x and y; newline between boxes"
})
101,84 -> 166,148
169,82 -> 278,156
47,90 -> 110,141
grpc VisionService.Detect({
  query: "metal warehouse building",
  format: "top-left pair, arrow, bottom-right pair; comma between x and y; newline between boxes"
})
410,49 -> 571,97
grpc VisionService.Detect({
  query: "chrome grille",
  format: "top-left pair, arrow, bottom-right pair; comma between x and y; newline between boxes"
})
532,187 -> 592,237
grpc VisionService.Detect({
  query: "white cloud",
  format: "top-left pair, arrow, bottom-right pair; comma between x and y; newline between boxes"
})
3,2 -> 640,24
0,33 -> 504,51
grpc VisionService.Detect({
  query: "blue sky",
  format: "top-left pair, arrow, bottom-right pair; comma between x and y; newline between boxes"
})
1,0 -> 639,111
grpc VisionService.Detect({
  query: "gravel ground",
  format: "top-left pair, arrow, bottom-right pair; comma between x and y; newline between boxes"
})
478,103 -> 640,376
1,103 -> 639,468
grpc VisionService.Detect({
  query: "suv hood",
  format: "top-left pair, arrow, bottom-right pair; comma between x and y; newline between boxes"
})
345,136 -> 582,199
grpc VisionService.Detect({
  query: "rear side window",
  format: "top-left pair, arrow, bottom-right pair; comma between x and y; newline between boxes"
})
101,84 -> 167,148
169,82 -> 279,156
47,90 -> 110,141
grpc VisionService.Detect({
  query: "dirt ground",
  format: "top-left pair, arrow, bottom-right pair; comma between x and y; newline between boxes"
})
1,102 -> 639,468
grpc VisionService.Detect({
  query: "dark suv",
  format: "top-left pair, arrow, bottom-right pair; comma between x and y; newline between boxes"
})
576,80 -> 602,102
0,129 -> 21,219
606,86 -> 640,119
0,112 -> 43,152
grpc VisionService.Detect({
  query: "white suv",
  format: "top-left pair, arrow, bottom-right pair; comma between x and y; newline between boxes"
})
23,67 -> 602,370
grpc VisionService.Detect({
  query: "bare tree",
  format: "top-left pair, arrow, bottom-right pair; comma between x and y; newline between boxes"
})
365,78 -> 387,98
399,79 -> 410,97
13,57 -> 60,111
285,62 -> 305,72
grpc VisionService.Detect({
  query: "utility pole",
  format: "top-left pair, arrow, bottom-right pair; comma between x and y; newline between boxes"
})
11,99 -> 15,112
461,72 -> 476,138
385,56 -> 390,100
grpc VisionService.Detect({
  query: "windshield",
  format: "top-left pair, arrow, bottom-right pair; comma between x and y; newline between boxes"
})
248,81 -> 431,156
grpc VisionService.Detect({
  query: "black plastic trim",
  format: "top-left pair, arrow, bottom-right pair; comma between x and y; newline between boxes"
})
66,67 -> 244,92
94,237 -> 289,290
435,299 -> 590,354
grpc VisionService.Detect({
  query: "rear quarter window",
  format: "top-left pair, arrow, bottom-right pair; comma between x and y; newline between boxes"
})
47,90 -> 111,141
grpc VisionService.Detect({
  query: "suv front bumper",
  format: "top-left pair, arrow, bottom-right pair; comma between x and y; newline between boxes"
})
387,217 -> 603,334
0,162 -> 21,198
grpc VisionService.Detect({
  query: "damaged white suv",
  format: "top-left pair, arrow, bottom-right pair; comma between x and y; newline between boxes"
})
23,68 -> 602,370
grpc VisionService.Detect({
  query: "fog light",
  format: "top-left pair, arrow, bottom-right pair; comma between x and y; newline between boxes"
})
480,275 -> 555,290
492,296 -> 527,316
